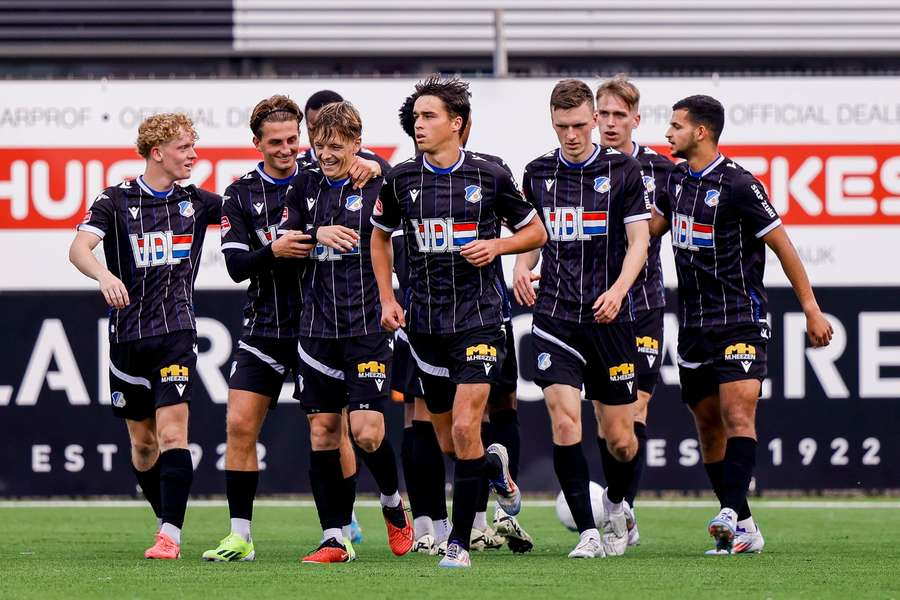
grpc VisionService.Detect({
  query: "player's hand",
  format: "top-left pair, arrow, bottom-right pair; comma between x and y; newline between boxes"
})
349,157 -> 381,189
99,272 -> 129,308
513,263 -> 540,307
460,239 -> 499,268
380,297 -> 406,332
592,288 -> 625,323
316,225 -> 359,252
272,231 -> 314,258
806,309 -> 834,347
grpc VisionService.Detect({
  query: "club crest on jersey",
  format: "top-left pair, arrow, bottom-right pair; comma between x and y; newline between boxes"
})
256,226 -> 277,246
345,194 -> 363,212
544,207 -> 607,241
671,213 -> 714,251
130,231 -> 192,267
220,215 -> 232,236
313,241 -> 359,261
642,175 -> 656,193
464,185 -> 483,204
411,218 -> 477,253
357,361 -> 387,391
466,343 -> 498,375
111,391 -> 126,408
178,200 -> 195,218
704,189 -> 720,207
537,352 -> 552,371
593,176 -> 611,193
724,343 -> 756,373
636,336 -> 660,367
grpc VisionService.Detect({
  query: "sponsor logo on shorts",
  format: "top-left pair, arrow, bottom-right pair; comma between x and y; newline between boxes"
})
609,362 -> 636,393
724,343 -> 756,373
466,343 -> 498,375
160,364 -> 189,396
537,352 -> 552,371
111,391 -> 126,408
636,336 -> 660,367
357,361 -> 387,391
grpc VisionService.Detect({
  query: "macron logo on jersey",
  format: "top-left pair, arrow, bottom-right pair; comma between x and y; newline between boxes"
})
129,231 -> 192,267
411,218 -> 478,253
544,207 -> 608,241
672,213 -> 714,250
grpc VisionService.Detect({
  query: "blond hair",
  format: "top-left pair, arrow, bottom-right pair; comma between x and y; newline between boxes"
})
135,113 -> 197,159
250,94 -> 302,137
311,101 -> 362,145
596,75 -> 641,111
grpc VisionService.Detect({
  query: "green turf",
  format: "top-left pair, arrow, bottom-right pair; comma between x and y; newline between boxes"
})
4,502 -> 898,599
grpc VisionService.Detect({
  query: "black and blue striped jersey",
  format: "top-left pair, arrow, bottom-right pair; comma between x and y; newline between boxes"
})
630,143 -> 673,313
77,177 -> 221,342
655,154 -> 782,329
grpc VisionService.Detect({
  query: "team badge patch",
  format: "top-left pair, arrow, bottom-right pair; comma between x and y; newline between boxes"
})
724,343 -> 756,373
345,194 -> 363,212
593,176 -> 611,193
111,391 -> 126,408
464,185 -> 483,204
704,189 -> 720,207
220,215 -> 232,236
357,361 -> 387,391
280,206 -> 289,224
642,175 -> 656,193
373,198 -> 383,216
537,352 -> 552,371
82,211 -> 92,224
178,200 -> 195,218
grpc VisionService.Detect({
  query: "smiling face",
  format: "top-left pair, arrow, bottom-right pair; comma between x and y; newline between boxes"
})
597,92 -> 640,152
551,100 -> 598,163
254,119 -> 300,178
413,94 -> 462,154
313,131 -> 361,180
151,128 -> 197,181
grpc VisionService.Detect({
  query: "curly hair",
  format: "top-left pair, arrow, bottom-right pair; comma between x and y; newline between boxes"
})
398,93 -> 416,140
413,74 -> 471,131
311,101 -> 362,145
135,113 -> 198,159
250,94 -> 302,137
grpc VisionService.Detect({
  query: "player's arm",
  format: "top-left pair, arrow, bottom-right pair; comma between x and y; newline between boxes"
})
649,167 -> 674,237
512,249 -> 541,307
649,207 -> 670,237
69,230 -> 129,309
763,225 -> 832,347
370,180 -> 405,331
348,151 -> 389,190
593,219 -> 650,323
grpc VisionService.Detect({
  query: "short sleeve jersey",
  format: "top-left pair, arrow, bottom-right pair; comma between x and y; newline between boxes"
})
630,143 -> 673,312
282,168 -> 384,338
655,154 -> 782,328
220,162 -> 303,339
523,144 -> 651,324
77,177 -> 221,342
371,150 -> 537,335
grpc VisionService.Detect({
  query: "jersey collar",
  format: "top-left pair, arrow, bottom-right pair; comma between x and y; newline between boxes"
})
687,154 -> 725,179
558,143 -> 601,169
324,175 -> 351,188
630,141 -> 641,158
423,150 -> 465,174
136,176 -> 174,199
256,162 -> 297,185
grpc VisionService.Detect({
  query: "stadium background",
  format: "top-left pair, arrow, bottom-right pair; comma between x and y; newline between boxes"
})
1,1 -> 899,497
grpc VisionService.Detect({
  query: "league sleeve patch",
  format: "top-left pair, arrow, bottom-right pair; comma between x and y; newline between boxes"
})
220,215 -> 232,236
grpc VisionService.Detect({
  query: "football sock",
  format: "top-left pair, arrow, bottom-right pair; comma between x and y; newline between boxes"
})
720,437 -> 757,515
553,443 -> 595,534
597,436 -> 638,505
473,511 -> 488,531
132,460 -> 162,518
309,449 -> 344,531
158,448 -> 193,531
342,473 -> 358,529
489,408 -> 521,480
738,516 -> 757,533
624,422 -> 647,507
434,518 -> 451,544
401,425 -> 425,518
225,469 -> 258,523
359,438 -> 399,497
413,516 -> 434,539
448,457 -> 484,551
160,522 -> 181,545
412,420 -> 447,520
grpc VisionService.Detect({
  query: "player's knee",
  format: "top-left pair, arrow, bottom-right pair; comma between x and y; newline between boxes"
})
451,418 -> 479,445
309,419 -> 340,449
156,428 -> 187,451
607,433 -> 636,462
130,438 -> 158,464
226,414 -> 258,448
721,407 -> 756,437
353,426 -> 384,453
552,417 -> 581,446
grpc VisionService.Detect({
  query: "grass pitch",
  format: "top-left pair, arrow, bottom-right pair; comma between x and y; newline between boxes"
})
4,500 -> 898,600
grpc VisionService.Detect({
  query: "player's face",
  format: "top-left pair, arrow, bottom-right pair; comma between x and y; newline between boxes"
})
314,132 -> 362,180
154,128 -> 197,181
597,93 -> 639,152
551,101 -> 598,163
666,109 -> 698,159
413,95 -> 462,154
254,119 -> 300,176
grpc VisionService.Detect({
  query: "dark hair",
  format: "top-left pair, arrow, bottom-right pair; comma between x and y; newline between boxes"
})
672,95 -> 725,142
413,75 -> 471,132
304,90 -> 344,116
550,79 -> 594,111
249,94 -> 301,137
398,93 -> 417,139
312,101 -> 362,145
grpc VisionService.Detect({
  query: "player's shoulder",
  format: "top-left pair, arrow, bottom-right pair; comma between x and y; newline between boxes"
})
638,146 -> 675,170
226,168 -> 262,194
464,150 -> 512,179
722,156 -> 763,190
385,155 -> 421,180
524,148 -> 558,173
359,148 -> 392,171
179,183 -> 222,208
